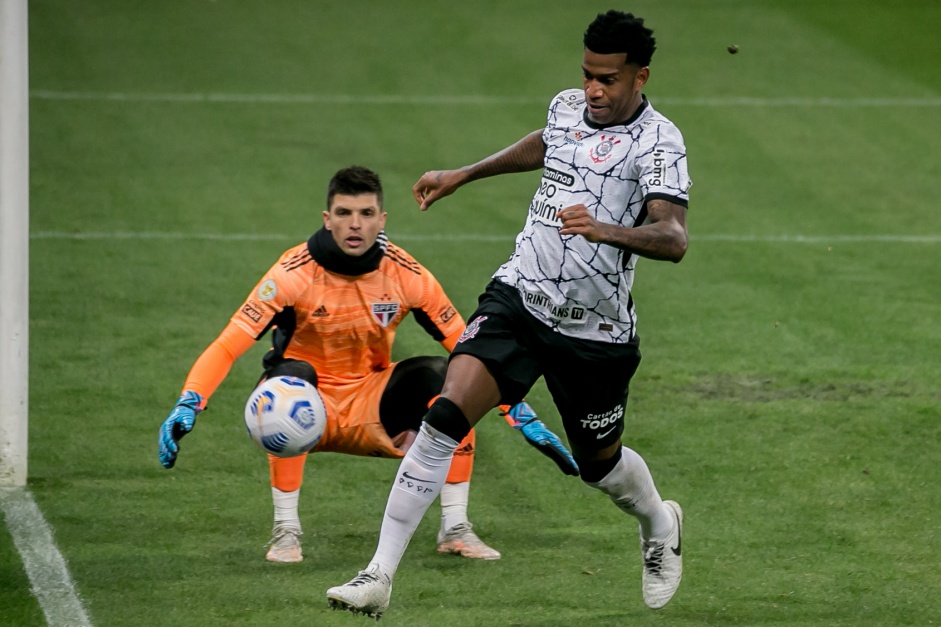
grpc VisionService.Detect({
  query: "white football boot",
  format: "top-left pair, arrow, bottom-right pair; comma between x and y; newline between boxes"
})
436,522 -> 501,560
640,500 -> 683,609
265,523 -> 303,563
326,564 -> 393,619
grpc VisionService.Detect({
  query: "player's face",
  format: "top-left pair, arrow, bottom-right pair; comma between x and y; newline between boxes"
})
581,49 -> 649,126
323,193 -> 387,256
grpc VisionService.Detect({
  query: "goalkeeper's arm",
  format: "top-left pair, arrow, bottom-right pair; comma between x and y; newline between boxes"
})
158,323 -> 255,468
500,401 -> 579,476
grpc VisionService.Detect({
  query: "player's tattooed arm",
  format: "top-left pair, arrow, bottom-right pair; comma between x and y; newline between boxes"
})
557,198 -> 688,262
464,129 -> 547,180
413,130 -> 546,211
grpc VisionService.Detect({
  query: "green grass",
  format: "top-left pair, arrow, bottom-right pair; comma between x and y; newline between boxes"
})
10,0 -> 941,625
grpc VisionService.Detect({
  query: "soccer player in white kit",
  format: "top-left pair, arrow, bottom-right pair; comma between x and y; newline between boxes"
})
327,10 -> 692,618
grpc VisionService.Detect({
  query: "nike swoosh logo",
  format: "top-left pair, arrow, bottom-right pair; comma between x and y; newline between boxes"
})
402,471 -> 434,483
596,426 -> 618,439
671,520 -> 682,556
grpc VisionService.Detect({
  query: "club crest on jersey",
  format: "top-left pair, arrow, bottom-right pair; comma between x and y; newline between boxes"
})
458,315 -> 488,343
590,135 -> 622,163
371,302 -> 400,327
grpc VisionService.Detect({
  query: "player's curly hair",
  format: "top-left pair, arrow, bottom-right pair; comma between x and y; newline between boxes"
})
327,165 -> 383,208
583,10 -> 656,67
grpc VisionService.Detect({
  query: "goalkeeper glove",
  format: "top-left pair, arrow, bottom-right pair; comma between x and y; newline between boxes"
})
158,391 -> 204,469
503,401 -> 579,476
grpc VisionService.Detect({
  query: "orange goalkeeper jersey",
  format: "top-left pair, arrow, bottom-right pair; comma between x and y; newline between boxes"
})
229,237 -> 465,387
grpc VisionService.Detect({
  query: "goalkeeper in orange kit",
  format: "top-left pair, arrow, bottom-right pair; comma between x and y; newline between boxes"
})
158,166 -> 578,563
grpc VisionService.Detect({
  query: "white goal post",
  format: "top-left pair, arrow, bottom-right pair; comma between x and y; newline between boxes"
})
0,0 -> 29,487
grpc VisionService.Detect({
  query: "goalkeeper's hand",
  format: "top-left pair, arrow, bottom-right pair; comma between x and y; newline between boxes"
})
158,391 -> 204,469
502,401 -> 579,476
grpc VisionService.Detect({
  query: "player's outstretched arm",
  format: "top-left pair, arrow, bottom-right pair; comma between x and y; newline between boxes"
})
501,401 -> 579,476
158,391 -> 204,469
413,129 -> 547,211
157,323 -> 256,468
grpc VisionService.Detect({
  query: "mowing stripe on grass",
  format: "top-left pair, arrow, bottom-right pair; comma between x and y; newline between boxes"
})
29,90 -> 941,108
30,231 -> 941,244
0,488 -> 93,627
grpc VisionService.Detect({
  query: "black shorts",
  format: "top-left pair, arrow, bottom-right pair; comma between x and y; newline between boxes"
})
451,280 -> 642,452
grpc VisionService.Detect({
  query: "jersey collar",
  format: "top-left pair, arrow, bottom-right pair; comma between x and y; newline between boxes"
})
583,94 -> 649,130
307,227 -> 387,276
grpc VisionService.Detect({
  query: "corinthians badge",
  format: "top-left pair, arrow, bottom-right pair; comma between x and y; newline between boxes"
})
589,134 -> 622,164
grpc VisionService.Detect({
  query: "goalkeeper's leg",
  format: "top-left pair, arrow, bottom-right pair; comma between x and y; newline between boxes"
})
266,453 -> 306,563
258,359 -> 319,563
438,430 -> 501,560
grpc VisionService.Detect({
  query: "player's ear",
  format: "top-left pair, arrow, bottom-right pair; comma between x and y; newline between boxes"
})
635,66 -> 649,88
322,210 -> 331,230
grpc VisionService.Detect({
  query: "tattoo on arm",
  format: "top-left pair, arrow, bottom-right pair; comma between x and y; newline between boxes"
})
606,199 -> 689,262
465,130 -> 546,181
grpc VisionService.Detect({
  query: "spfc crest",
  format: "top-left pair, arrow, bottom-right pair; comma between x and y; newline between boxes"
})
371,302 -> 400,327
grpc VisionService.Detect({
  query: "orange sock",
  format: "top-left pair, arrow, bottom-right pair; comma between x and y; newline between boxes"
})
446,429 -> 475,483
268,453 -> 307,492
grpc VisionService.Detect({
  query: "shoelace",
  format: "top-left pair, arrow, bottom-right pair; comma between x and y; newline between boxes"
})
267,527 -> 301,548
443,522 -> 484,545
446,522 -> 472,535
643,542 -> 664,576
349,570 -> 382,587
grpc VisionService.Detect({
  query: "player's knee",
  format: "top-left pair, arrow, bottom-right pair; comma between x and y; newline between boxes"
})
577,446 -> 623,484
422,355 -> 448,377
424,397 -> 471,444
402,355 -> 448,385
266,359 -> 319,388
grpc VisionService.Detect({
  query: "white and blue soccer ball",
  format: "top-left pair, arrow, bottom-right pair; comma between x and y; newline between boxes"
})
244,376 -> 327,457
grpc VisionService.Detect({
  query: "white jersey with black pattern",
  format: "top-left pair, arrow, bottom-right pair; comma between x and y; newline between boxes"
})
492,88 -> 692,343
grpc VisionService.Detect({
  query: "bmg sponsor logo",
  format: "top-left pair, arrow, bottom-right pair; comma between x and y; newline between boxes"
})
650,148 -> 667,186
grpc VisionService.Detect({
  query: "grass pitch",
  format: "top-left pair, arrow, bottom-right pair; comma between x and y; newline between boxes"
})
7,1 -> 941,625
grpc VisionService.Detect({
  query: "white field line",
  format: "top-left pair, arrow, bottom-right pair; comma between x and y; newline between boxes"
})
30,231 -> 941,244
0,488 -> 93,627
29,90 -> 941,107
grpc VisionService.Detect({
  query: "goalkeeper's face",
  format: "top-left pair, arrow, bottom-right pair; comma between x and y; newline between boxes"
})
323,193 -> 387,256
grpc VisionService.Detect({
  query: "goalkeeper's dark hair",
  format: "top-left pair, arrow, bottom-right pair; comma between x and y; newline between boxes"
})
583,10 -> 656,67
327,165 -> 384,208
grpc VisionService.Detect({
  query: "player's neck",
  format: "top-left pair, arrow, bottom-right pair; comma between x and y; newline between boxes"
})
307,228 -> 386,276
584,94 -> 648,129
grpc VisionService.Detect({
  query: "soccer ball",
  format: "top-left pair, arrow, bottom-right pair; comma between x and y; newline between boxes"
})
244,376 -> 327,457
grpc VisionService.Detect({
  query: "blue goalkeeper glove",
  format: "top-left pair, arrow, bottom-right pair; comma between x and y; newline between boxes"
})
158,391 -> 204,469
503,401 -> 579,476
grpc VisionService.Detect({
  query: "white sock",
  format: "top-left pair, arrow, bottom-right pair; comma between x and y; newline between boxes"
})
271,487 -> 301,530
369,423 -> 458,577
586,446 -> 673,539
439,481 -> 470,532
